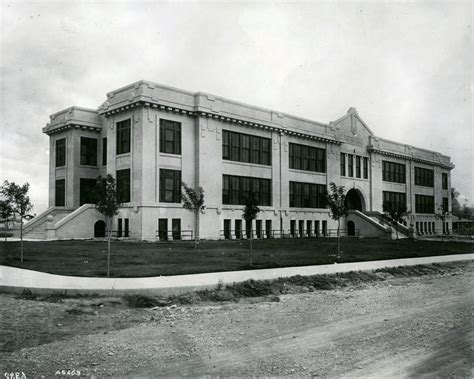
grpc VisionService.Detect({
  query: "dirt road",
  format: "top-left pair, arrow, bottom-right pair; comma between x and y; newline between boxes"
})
2,263 -> 473,377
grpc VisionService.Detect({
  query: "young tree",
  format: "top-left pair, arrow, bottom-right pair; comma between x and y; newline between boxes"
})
242,193 -> 260,267
95,175 -> 120,277
325,182 -> 349,257
435,206 -> 450,248
0,199 -> 14,242
181,182 -> 205,248
382,201 -> 408,248
1,181 -> 33,262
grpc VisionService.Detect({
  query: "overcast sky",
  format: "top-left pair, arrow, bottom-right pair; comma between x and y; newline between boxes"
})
1,1 -> 472,214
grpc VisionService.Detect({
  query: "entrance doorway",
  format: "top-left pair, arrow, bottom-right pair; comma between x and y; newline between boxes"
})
345,189 -> 365,212
94,220 -> 106,238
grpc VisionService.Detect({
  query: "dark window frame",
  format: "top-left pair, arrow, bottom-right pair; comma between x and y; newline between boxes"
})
363,157 -> 369,179
116,168 -> 131,203
116,119 -> 131,155
289,142 -> 326,173
383,191 -> 407,213
55,179 -> 66,206
159,118 -> 181,155
55,138 -> 66,167
289,181 -> 326,209
222,174 -> 271,206
80,137 -> 98,166
223,130 -> 272,166
102,137 -> 107,166
340,153 -> 346,176
414,167 -> 434,187
415,194 -> 435,214
159,169 -> 181,203
442,173 -> 448,190
382,160 -> 406,184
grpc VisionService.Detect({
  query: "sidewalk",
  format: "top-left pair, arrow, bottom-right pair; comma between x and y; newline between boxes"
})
1,253 -> 472,296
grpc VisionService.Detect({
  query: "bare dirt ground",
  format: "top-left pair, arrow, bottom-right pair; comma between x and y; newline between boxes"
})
1,262 -> 473,378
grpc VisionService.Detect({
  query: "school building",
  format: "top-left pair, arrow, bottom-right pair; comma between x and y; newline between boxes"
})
23,80 -> 454,240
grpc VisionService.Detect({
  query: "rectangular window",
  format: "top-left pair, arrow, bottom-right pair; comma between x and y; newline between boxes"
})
265,220 -> 272,238
443,197 -> 449,213
348,155 -> 354,177
158,218 -> 168,241
116,119 -> 131,155
382,161 -> 406,183
55,138 -> 66,167
159,119 -> 181,155
222,174 -> 271,206
414,167 -> 434,187
79,178 -> 97,205
415,194 -> 435,214
340,153 -> 346,176
80,137 -> 98,166
382,191 -> 407,213
289,143 -> 326,173
55,179 -> 65,206
223,130 -> 271,166
102,138 -> 107,166
118,218 -> 123,238
159,169 -> 181,203
356,156 -> 361,178
116,168 -> 131,203
124,218 -> 129,237
289,181 -> 326,209
363,157 -> 369,179
442,173 -> 448,190
172,219 -> 181,240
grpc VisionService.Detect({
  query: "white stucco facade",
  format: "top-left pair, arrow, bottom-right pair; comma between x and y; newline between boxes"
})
31,80 -> 454,241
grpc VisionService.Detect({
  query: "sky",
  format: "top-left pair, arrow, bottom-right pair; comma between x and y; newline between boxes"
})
1,0 -> 472,214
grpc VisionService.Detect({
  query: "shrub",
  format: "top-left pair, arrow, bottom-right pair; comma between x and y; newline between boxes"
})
16,288 -> 37,300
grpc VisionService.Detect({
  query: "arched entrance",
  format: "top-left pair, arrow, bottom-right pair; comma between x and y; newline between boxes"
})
347,220 -> 355,236
345,188 -> 365,212
94,220 -> 106,238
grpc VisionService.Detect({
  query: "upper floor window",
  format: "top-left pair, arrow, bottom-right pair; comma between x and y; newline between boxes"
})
116,168 -> 131,203
442,173 -> 448,190
222,174 -> 271,206
289,143 -> 326,173
80,137 -> 97,166
414,167 -> 434,187
382,161 -> 406,184
340,153 -> 346,176
102,138 -> 107,166
55,179 -> 65,206
356,156 -> 361,178
289,181 -> 326,209
159,169 -> 181,203
348,154 -> 354,177
222,130 -> 271,166
363,157 -> 369,179
160,119 -> 181,155
55,138 -> 66,167
415,194 -> 434,214
116,119 -> 131,155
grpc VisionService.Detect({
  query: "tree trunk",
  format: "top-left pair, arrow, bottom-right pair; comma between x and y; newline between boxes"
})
249,229 -> 253,267
20,217 -> 24,262
4,219 -> 8,242
107,217 -> 111,278
337,218 -> 341,257
194,209 -> 199,249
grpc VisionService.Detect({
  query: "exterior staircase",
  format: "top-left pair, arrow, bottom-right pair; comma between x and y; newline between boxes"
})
363,211 -> 411,239
22,207 -> 76,239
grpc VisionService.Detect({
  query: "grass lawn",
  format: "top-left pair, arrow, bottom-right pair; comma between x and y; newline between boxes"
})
0,238 -> 472,278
